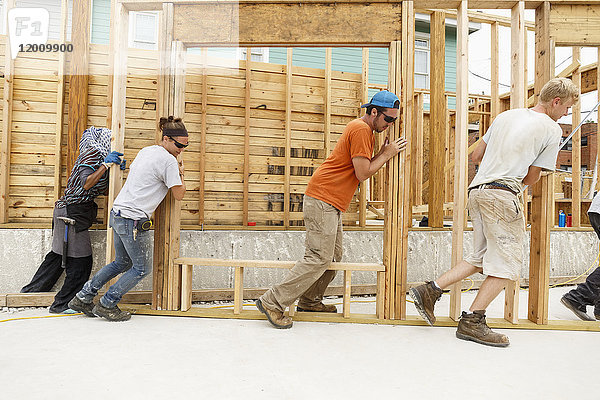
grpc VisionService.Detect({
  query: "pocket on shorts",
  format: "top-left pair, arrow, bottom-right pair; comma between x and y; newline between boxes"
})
495,197 -> 522,223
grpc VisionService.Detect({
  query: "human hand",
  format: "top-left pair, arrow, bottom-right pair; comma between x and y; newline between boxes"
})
178,160 -> 185,176
381,137 -> 407,158
119,159 -> 127,170
104,151 -> 124,165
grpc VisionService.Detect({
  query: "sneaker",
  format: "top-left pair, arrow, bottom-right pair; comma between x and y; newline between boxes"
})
409,281 -> 443,326
92,303 -> 131,322
67,296 -> 97,318
296,302 -> 337,313
561,295 -> 594,321
456,311 -> 509,348
255,299 -> 293,329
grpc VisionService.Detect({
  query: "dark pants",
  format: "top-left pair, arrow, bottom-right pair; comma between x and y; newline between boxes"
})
564,212 -> 600,315
21,251 -> 93,313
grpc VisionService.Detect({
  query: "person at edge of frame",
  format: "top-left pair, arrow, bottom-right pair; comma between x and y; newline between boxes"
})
20,127 -> 125,314
561,189 -> 600,321
255,90 -> 407,329
409,77 -> 580,347
68,116 -> 188,321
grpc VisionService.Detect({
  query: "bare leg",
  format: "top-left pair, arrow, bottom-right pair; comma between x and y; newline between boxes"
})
435,260 -> 482,290
469,275 -> 509,311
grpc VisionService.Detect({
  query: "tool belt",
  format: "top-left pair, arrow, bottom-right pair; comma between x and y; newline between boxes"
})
469,181 -> 518,196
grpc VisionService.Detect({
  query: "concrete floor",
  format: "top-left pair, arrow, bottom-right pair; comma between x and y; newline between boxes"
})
1,286 -> 599,399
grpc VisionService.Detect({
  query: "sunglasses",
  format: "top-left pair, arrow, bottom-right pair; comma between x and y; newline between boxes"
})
170,137 -> 188,149
380,111 -> 397,123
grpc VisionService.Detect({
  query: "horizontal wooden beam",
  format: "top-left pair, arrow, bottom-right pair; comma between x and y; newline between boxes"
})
550,4 -> 600,46
173,3 -> 402,46
174,257 -> 385,271
125,304 -> 600,332
120,1 -> 588,12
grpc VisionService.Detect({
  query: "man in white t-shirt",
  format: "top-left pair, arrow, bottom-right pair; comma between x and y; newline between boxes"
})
410,78 -> 579,347
69,116 -> 188,321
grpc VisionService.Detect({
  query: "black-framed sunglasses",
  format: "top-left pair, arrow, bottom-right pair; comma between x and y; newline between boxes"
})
170,137 -> 189,149
380,111 -> 397,123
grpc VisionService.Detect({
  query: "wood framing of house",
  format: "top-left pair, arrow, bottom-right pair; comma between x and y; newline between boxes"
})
1,0 -> 600,330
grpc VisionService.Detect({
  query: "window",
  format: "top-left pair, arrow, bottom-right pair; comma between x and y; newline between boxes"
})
129,11 -> 158,50
240,48 -> 270,62
582,136 -> 588,147
414,36 -> 429,90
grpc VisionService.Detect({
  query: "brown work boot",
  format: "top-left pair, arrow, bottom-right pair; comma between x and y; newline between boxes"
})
409,281 -> 443,326
256,299 -> 293,329
456,310 -> 509,348
92,303 -> 131,322
297,302 -> 337,313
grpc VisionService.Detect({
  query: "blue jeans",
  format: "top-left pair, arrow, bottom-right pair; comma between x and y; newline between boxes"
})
77,210 -> 151,308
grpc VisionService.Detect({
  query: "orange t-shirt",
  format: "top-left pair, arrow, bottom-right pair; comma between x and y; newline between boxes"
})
305,118 -> 374,212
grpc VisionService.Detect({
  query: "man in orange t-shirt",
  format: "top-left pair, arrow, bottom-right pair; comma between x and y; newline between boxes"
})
256,90 -> 407,328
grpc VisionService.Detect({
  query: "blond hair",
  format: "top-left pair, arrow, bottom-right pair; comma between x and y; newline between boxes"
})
539,77 -> 579,104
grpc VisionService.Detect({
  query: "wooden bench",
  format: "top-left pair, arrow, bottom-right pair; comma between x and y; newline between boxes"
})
173,257 -> 386,319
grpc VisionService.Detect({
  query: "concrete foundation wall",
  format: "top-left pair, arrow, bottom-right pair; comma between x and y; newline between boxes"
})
0,229 -> 597,293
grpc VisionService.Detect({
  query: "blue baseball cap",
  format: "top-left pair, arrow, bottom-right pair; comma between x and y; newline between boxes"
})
360,90 -> 400,109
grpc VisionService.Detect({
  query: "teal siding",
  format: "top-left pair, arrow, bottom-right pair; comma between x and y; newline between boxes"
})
91,0 -> 110,45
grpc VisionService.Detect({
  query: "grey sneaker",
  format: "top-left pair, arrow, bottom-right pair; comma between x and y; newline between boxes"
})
409,282 -> 443,326
67,296 -> 97,318
456,311 -> 509,348
92,303 -> 131,322
561,295 -> 594,321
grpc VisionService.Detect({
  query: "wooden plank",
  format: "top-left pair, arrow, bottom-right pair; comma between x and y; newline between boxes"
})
376,270 -> 385,319
343,270 -> 351,318
428,11 -> 446,228
414,93 -> 424,205
504,280 -> 519,323
449,0 -> 469,321
234,266 -> 244,314
67,0 -> 91,175
181,264 -> 192,311
511,1 -> 526,109
284,48 -> 292,228
571,47 -> 581,227
199,48 -> 207,225
395,2 -> 414,320
491,22 -> 500,119
105,2 -> 129,281
173,257 -> 385,271
324,48 -> 332,157
0,0 -> 15,223
549,4 -> 600,46
359,48 -> 368,227
173,3 -> 403,46
53,0 -> 68,202
243,52 -> 251,226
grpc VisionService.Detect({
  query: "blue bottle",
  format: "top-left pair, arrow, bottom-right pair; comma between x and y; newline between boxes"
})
558,210 -> 566,227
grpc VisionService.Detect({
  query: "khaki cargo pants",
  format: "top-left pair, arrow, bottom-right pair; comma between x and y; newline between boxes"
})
260,195 -> 342,312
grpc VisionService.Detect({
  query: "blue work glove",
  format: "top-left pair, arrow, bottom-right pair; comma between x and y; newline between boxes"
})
104,151 -> 123,165
120,159 -> 127,170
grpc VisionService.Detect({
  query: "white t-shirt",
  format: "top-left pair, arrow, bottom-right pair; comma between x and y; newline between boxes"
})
469,108 -> 562,193
589,191 -> 600,214
113,145 -> 182,219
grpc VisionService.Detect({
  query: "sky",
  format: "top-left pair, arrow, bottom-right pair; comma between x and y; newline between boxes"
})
468,10 -> 599,124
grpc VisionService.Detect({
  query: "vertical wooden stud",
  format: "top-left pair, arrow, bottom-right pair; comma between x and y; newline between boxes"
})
359,48 -> 369,227
234,266 -> 244,314
181,264 -> 193,311
343,270 -> 351,318
243,48 -> 251,227
511,1 -> 526,110
284,48 -> 292,228
324,48 -> 332,157
572,47 -> 581,227
199,48 -> 207,226
504,280 -> 519,323
414,93 -> 424,206
428,11 -> 446,228
376,271 -> 385,319
449,0 -> 469,321
491,22 -> 500,120
0,0 -> 15,223
53,0 -> 68,202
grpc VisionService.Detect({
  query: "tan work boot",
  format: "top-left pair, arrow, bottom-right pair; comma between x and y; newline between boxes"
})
256,299 -> 293,329
409,281 -> 443,326
297,302 -> 337,313
456,310 -> 509,348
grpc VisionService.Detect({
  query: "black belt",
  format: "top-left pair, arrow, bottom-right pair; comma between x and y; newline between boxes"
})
470,182 -> 518,196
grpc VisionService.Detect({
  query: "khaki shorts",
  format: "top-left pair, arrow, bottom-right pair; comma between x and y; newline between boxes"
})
464,186 -> 525,281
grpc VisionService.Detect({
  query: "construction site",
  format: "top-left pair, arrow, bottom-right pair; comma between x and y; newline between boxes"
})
1,1 -> 600,398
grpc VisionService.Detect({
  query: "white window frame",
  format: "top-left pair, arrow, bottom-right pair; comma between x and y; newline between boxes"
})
414,32 -> 430,91
128,10 -> 158,49
239,47 -> 270,62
